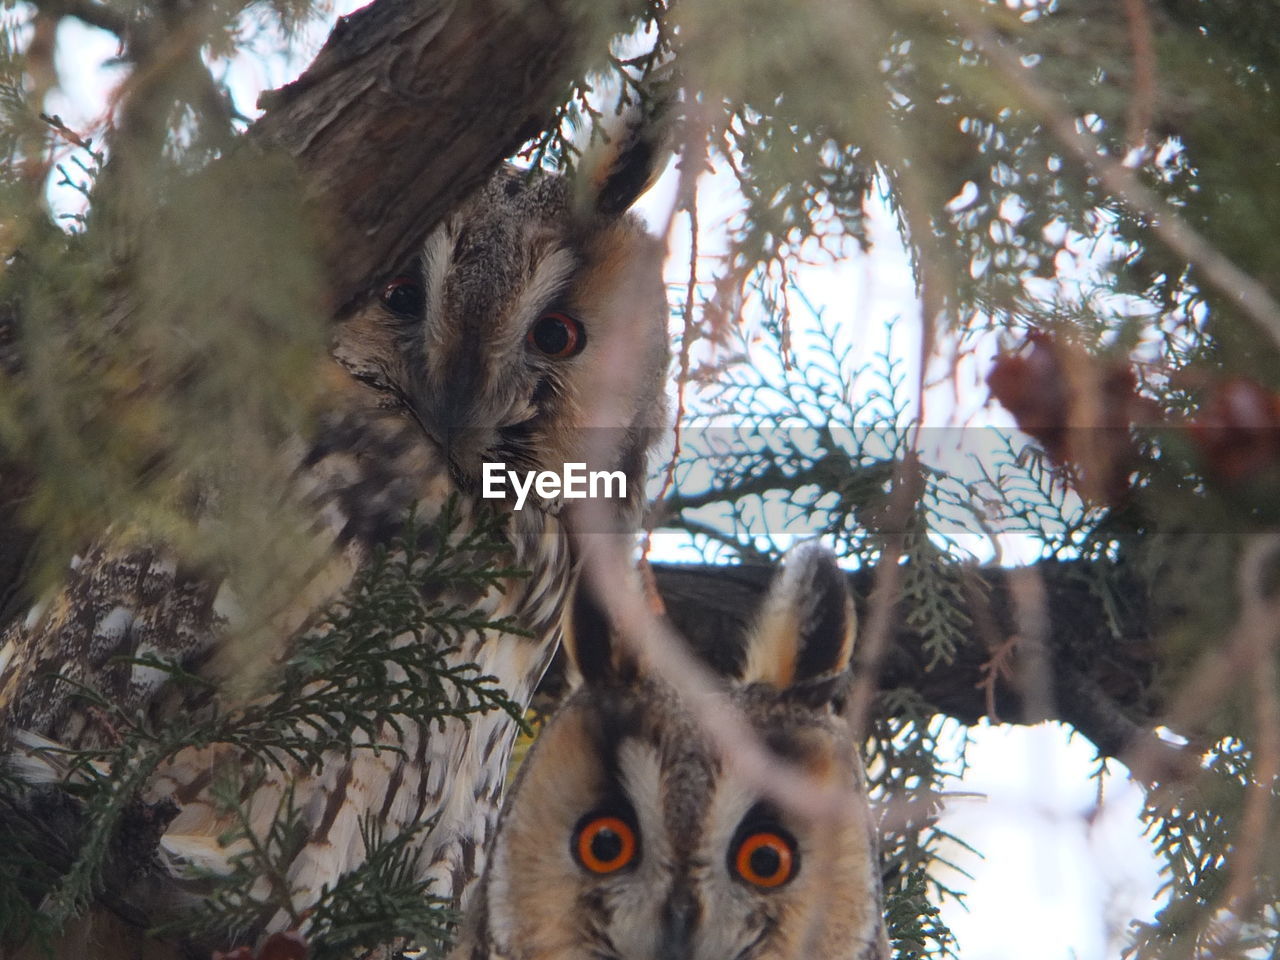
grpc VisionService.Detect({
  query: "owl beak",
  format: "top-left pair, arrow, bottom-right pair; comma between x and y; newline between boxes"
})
658,883 -> 700,959
423,394 -> 496,476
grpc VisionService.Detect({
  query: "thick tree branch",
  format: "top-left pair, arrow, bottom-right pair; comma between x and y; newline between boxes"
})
249,0 -> 630,313
36,0 -> 128,39
652,558 -> 1162,759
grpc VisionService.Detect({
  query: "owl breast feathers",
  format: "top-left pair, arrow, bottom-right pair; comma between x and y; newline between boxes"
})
0,122 -> 670,955
455,543 -> 890,960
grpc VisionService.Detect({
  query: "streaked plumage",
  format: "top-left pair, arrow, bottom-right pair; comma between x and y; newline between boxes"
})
0,131 -> 669,954
455,544 -> 890,960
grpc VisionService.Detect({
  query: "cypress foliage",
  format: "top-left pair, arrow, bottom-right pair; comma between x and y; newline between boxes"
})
2,2 -> 1280,958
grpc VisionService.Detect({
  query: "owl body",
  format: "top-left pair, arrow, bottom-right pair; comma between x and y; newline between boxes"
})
455,545 -> 890,960
0,128 -> 669,951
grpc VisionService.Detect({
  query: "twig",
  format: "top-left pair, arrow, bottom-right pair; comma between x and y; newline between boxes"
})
40,113 -> 105,162
1214,537 -> 1280,931
975,632 -> 1018,723
1121,0 -> 1157,155
650,99 -> 706,533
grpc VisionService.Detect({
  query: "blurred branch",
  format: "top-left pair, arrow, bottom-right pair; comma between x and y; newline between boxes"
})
26,0 -> 627,311
954,3 -> 1280,354
845,454 -> 921,741
1122,0 -> 1157,153
1216,537 -> 1280,929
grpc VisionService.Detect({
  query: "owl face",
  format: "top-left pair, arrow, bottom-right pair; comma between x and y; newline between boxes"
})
332,164 -> 669,516
462,545 -> 890,960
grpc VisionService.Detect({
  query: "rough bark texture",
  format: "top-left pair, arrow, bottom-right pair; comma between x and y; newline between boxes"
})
249,0 -> 620,313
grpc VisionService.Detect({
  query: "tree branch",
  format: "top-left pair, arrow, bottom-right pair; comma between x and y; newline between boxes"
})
652,556 -> 1163,759
249,0 -> 633,313
953,2 -> 1280,354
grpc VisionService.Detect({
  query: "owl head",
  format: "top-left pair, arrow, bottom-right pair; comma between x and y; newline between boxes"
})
459,543 -> 889,960
332,123 -> 671,527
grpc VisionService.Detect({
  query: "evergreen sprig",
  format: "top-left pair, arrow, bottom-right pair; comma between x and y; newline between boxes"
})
871,688 -> 973,960
303,816 -> 455,960
0,500 -> 529,952
1128,739 -> 1280,960
168,768 -> 457,958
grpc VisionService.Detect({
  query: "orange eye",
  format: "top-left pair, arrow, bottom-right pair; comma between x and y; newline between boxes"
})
528,312 -> 585,358
381,275 -> 424,317
574,815 -> 637,874
733,831 -> 796,888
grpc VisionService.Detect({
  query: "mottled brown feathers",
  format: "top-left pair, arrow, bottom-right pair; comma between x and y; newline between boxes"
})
455,544 -> 889,960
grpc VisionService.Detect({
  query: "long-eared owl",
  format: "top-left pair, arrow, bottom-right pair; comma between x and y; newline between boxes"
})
0,118 -> 670,951
453,543 -> 890,960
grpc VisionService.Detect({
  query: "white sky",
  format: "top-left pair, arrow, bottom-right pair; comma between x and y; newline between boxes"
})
42,6 -> 1164,957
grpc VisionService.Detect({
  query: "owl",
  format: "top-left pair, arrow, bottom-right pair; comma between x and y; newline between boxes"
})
0,119 -> 670,954
454,543 -> 890,960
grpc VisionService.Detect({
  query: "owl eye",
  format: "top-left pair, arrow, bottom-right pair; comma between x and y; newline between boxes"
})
381,276 -> 424,317
574,814 -> 637,874
732,829 -> 797,888
527,312 -> 585,359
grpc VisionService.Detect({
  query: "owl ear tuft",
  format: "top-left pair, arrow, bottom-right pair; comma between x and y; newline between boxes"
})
578,73 -> 677,218
562,574 -> 638,687
742,543 -> 855,691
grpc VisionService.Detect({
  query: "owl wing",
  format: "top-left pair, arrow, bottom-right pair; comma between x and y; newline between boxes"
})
0,373 -> 572,949
0,543 -> 222,755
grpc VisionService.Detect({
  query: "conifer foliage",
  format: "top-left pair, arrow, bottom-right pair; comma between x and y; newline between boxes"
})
2,1 -> 1280,958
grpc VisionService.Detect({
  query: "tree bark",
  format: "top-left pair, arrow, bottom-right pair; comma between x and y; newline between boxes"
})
651,558 -> 1162,760
249,0 -> 625,314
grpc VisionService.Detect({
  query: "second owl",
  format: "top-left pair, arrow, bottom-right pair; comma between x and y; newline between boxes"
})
454,544 -> 890,960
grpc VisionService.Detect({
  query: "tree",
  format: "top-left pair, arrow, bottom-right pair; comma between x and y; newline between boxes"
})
1,0 -> 1279,957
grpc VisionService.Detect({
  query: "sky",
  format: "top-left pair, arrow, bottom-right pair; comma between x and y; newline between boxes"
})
41,5 -> 1164,957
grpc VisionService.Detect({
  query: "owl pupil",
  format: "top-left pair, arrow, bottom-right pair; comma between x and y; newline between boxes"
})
532,316 -> 570,354
749,845 -> 781,878
382,279 -> 424,317
590,828 -> 624,863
